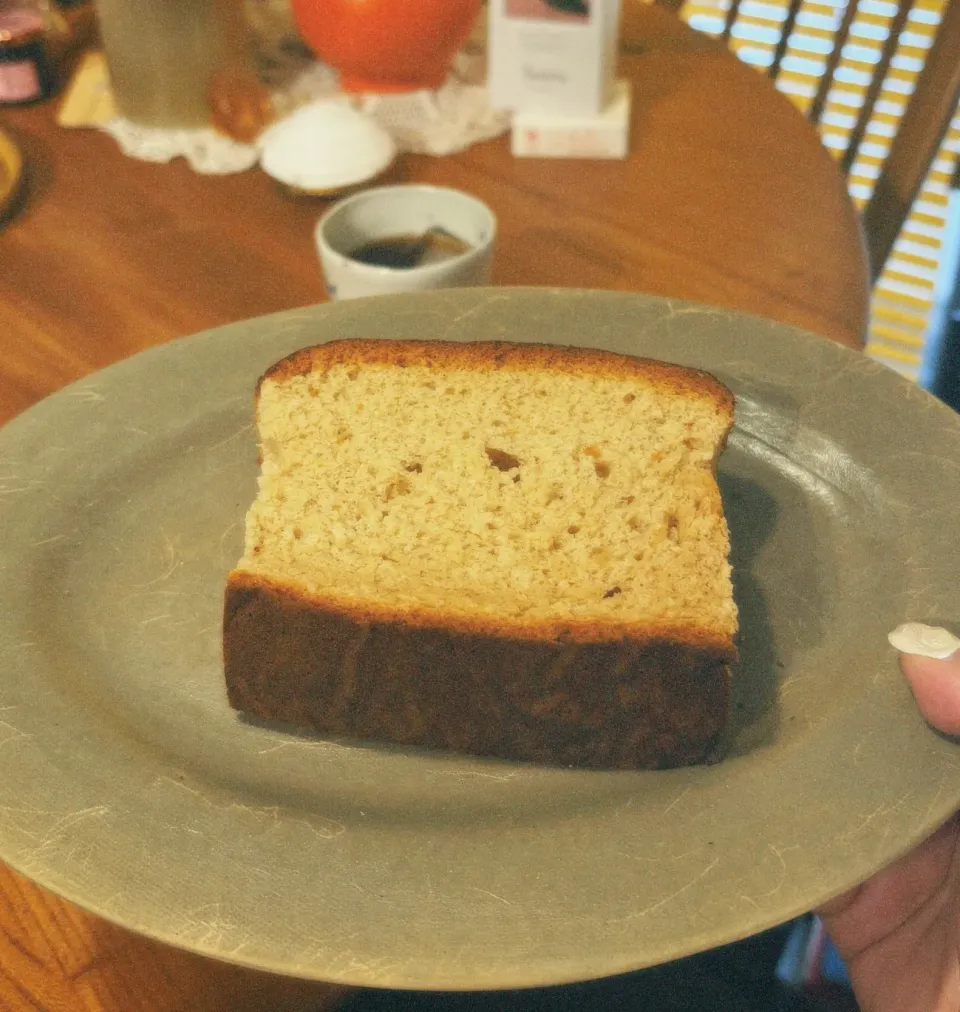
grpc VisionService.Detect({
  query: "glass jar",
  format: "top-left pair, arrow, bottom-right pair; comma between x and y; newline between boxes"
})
94,0 -> 222,127
0,3 -> 54,105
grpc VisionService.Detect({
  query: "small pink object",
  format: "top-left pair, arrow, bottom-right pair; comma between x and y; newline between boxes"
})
0,5 -> 51,105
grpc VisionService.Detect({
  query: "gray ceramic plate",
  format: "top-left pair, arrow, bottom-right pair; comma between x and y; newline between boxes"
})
1,289 -> 959,990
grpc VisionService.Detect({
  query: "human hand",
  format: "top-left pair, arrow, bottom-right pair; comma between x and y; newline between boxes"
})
817,623 -> 960,1012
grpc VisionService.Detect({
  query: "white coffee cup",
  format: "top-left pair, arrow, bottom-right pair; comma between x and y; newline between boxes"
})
315,184 -> 497,301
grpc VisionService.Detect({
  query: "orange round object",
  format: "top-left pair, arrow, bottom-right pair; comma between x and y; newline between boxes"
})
290,0 -> 483,93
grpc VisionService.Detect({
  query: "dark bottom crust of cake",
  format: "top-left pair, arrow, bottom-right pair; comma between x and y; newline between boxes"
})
223,580 -> 732,770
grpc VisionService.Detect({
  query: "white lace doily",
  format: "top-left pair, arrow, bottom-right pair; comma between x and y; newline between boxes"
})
101,119 -> 260,175
361,65 -> 510,157
100,52 -> 510,175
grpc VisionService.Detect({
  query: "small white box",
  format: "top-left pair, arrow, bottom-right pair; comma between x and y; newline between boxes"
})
487,0 -> 621,118
510,79 -> 632,159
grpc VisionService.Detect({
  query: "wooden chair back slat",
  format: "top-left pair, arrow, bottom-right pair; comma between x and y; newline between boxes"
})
838,0 -> 916,174
808,0 -> 862,125
862,0 -> 960,278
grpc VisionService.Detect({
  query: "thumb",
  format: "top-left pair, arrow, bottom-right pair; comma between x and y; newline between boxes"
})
889,623 -> 960,735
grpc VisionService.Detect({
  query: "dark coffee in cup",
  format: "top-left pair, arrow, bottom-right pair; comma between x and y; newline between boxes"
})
349,229 -> 473,269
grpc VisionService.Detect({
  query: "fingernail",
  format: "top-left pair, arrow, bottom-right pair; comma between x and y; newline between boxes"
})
888,622 -> 960,660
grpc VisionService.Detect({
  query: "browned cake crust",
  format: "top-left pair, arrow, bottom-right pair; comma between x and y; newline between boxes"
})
223,571 -> 733,769
258,338 -> 735,413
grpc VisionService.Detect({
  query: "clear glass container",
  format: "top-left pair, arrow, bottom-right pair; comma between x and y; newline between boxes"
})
95,0 -> 270,134
95,0 -> 222,127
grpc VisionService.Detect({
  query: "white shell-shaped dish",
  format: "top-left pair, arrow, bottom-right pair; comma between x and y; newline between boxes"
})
258,99 -> 397,196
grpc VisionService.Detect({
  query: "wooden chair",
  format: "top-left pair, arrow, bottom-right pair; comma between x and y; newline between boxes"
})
637,0 -> 960,282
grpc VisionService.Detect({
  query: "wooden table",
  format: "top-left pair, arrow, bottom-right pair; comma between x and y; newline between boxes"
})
0,7 -> 867,1009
